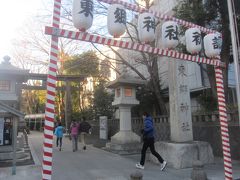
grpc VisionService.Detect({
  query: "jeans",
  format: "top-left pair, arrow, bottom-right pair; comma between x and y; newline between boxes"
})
56,137 -> 62,148
71,135 -> 78,151
140,137 -> 164,165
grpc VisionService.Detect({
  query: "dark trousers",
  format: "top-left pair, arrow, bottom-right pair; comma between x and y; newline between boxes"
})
140,137 -> 164,165
56,137 -> 62,148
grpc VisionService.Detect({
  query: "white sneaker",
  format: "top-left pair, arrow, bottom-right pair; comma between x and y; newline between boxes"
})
160,161 -> 167,171
136,163 -> 144,169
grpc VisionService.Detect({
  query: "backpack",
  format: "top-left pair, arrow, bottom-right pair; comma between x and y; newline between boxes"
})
79,122 -> 91,133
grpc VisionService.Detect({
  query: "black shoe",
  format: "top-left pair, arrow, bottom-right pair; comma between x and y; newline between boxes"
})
83,146 -> 86,150
59,147 -> 61,151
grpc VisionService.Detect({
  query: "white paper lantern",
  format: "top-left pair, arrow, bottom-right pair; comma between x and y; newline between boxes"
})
107,4 -> 126,38
138,13 -> 156,43
162,21 -> 179,49
185,28 -> 202,54
204,33 -> 222,58
72,0 -> 94,31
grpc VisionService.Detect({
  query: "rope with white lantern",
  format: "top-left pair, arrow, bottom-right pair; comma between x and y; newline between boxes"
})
107,4 -> 126,38
138,12 -> 156,43
42,0 -> 233,179
185,28 -> 202,54
72,0 -> 94,31
98,0 -> 220,35
162,21 -> 179,49
45,26 -> 223,67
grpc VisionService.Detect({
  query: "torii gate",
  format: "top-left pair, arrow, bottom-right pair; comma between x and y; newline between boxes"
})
41,0 -> 233,180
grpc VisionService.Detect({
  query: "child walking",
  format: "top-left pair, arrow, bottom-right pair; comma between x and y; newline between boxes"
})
54,122 -> 64,151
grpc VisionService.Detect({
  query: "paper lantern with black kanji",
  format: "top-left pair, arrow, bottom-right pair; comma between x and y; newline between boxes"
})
162,21 -> 179,49
107,4 -> 126,38
138,12 -> 156,43
204,33 -> 222,58
185,28 -> 202,54
72,0 -> 94,31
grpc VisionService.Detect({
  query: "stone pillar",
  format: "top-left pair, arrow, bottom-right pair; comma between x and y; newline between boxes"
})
191,160 -> 207,180
99,116 -> 108,140
119,106 -> 131,131
34,118 -> 37,131
130,171 -> 143,180
64,80 -> 72,131
12,118 -> 18,175
168,60 -> 193,142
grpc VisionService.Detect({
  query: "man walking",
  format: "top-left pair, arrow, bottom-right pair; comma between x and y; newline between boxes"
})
136,112 -> 167,170
79,117 -> 92,150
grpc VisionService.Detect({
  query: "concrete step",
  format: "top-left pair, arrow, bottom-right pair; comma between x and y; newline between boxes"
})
0,148 -> 27,160
0,152 -> 31,163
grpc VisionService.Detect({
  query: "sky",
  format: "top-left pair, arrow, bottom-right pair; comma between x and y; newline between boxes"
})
0,0 -> 43,62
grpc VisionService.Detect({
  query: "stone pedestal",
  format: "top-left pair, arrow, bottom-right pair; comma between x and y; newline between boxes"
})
149,141 -> 214,169
106,131 -> 141,154
111,130 -> 140,144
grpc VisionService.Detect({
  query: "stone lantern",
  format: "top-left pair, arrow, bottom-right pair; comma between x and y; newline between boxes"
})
107,74 -> 146,152
0,56 -> 29,174
0,56 -> 29,108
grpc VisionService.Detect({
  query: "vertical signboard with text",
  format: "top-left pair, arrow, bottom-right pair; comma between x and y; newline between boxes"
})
0,118 -> 4,145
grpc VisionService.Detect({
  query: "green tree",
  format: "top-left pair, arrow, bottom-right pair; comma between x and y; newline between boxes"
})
132,83 -> 165,117
21,89 -> 46,114
63,51 -> 99,76
174,0 -> 240,105
93,82 -> 114,119
63,51 -> 100,111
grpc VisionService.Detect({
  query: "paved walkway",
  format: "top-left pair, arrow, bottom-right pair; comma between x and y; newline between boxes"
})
1,131 -> 240,180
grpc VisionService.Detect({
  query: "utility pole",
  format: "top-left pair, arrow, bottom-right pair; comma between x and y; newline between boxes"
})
227,0 -> 240,123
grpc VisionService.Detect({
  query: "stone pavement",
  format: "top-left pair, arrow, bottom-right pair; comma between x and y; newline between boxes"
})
0,131 -> 240,180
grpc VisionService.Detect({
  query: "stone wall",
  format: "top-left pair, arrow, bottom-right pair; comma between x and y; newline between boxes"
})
102,111 -> 239,160
192,111 -> 240,160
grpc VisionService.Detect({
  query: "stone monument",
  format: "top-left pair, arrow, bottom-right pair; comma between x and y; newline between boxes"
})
106,74 -> 146,153
150,60 -> 214,169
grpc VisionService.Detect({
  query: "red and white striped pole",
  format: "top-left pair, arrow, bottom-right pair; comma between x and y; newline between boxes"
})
42,0 -> 61,179
215,67 -> 233,180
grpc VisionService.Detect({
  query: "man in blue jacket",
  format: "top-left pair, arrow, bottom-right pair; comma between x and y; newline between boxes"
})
136,112 -> 167,170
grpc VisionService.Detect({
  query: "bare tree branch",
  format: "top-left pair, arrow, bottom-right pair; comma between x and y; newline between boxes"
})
109,46 -> 147,80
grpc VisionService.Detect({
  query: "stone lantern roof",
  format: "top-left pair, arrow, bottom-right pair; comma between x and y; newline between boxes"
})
107,73 -> 146,88
0,101 -> 24,119
0,56 -> 29,81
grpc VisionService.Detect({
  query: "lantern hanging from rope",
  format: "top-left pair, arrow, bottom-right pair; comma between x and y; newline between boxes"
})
162,21 -> 179,49
204,33 -> 222,58
185,28 -> 202,54
138,12 -> 156,43
72,0 -> 94,31
107,4 -> 126,38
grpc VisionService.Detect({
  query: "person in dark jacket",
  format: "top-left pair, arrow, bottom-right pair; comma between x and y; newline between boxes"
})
136,112 -> 167,170
79,117 -> 92,150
